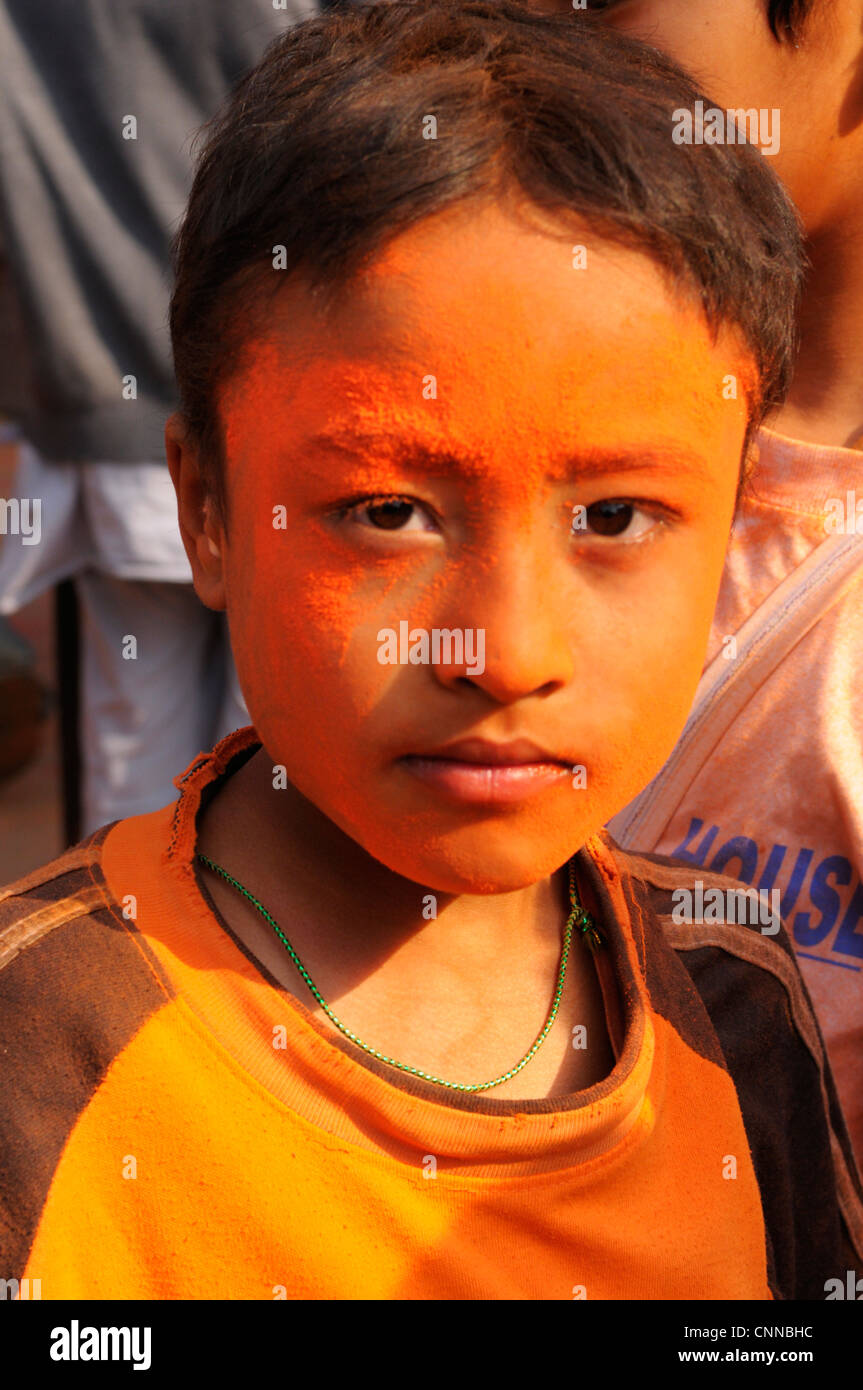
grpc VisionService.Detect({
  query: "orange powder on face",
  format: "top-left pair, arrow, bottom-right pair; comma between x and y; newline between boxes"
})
214,201 -> 750,894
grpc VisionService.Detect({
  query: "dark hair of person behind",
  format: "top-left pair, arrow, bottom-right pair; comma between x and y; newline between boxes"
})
170,0 -> 806,524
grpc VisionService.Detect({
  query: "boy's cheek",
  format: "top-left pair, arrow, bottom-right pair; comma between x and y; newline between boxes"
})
222,619 -> 721,894
222,502 -> 730,883
226,583 -> 386,735
227,521 -> 723,738
584,541 -> 727,767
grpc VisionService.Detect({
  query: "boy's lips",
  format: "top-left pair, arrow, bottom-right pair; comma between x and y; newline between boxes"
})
398,737 -> 573,805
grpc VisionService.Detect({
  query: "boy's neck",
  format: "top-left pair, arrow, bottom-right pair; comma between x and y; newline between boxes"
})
770,223 -> 863,451
193,747 -> 616,1099
199,748 -> 567,954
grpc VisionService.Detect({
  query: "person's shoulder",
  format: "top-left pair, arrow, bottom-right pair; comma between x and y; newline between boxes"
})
610,838 -> 788,941
1,825 -> 123,974
606,835 -> 825,1031
0,826 -> 114,957
604,834 -> 863,1287
0,825 -> 176,1283
592,834 -> 821,1094
0,824 -> 174,1068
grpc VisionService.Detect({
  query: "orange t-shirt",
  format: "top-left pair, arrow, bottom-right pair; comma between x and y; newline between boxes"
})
0,724 -> 860,1300
610,426 -> 863,1159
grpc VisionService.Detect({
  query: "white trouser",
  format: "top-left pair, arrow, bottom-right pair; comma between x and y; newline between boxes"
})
75,571 -> 247,832
0,440 -> 249,834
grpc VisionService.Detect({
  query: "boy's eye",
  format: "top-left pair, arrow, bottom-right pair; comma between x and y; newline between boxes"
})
345,495 -> 437,533
582,499 -> 656,540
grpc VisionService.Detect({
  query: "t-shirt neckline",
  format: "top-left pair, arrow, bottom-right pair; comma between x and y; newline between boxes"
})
135,724 -> 661,1173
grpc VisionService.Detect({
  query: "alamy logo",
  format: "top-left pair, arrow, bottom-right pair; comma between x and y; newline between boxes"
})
0,1277 -> 41,1299
0,497 -> 41,545
672,101 -> 780,157
671,880 -> 780,935
824,491 -> 863,534
824,1270 -> 863,1300
50,1320 -> 151,1371
377,622 -> 485,675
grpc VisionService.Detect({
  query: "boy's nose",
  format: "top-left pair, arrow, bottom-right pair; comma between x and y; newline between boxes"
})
433,546 -> 576,705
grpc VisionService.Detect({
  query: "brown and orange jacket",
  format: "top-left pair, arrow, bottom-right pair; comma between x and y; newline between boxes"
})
1,724 -> 861,1301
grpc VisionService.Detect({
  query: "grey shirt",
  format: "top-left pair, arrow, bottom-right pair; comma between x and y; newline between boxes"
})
0,0 -> 321,462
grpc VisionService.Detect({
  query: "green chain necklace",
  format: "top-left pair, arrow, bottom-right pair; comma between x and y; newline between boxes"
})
196,851 -> 603,1094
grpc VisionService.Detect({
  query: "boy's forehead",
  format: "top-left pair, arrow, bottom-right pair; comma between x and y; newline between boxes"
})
221,203 -> 751,470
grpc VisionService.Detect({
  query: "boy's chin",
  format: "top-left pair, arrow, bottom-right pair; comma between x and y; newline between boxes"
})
359,824 -> 595,897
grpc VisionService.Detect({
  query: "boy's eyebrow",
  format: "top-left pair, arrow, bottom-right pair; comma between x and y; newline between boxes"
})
552,443 -> 714,481
303,429 -> 474,475
303,429 -> 714,480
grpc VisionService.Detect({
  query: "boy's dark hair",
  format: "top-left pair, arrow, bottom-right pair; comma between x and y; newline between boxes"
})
170,0 -> 805,525
767,0 -> 816,41
587,0 -> 816,44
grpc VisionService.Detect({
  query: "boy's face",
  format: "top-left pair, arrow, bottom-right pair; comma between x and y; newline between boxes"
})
532,0 -> 855,233
183,199 -> 750,895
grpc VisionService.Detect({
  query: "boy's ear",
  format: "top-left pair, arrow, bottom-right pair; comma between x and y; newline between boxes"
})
165,412 -> 227,612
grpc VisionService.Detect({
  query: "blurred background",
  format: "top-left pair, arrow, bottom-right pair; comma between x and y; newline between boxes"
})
0,259 -> 62,877
0,440 -> 60,880
0,0 -> 336,882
